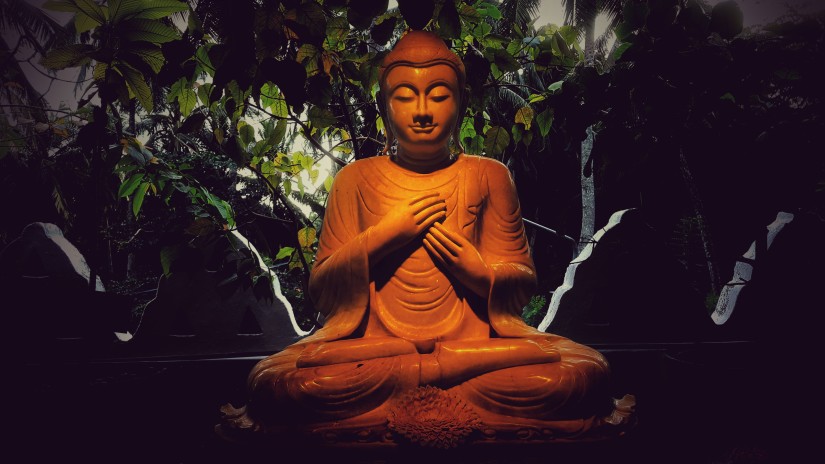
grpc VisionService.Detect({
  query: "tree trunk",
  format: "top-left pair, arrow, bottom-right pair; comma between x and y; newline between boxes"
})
584,16 -> 596,66
578,125 -> 596,254
678,148 -> 719,294
576,18 -> 597,255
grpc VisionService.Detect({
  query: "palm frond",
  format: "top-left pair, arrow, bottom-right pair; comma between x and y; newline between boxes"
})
500,0 -> 542,31
498,86 -> 529,109
0,0 -> 71,54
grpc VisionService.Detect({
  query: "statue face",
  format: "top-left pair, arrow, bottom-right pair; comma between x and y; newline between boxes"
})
384,64 -> 460,156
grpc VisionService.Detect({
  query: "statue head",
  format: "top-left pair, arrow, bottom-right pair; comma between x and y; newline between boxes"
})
378,31 -> 468,159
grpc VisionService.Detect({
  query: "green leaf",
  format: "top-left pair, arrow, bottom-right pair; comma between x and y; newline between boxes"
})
511,124 -> 522,145
129,0 -> 188,20
120,18 -> 180,44
460,116 -> 476,142
132,181 -> 150,217
326,16 -> 350,51
93,62 -> 109,81
484,126 -> 510,156
118,63 -> 154,111
276,246 -> 295,260
74,11 -> 100,33
294,0 -> 328,41
159,245 -> 180,276
612,42 -> 633,61
297,44 -> 320,65
528,93 -> 545,104
261,83 -> 289,118
40,44 -> 94,70
438,0 -> 461,39
514,106 -> 534,130
238,121 -> 256,147
73,0 -> 107,25
536,108 -> 554,137
178,87 -> 196,117
118,173 -> 144,197
547,80 -> 563,93
194,44 -> 214,75
486,48 -> 520,73
308,106 -> 337,129
720,92 -> 736,103
476,1 -> 502,20
323,175 -> 334,192
107,0 -> 144,22
127,44 -> 165,74
270,119 -> 287,147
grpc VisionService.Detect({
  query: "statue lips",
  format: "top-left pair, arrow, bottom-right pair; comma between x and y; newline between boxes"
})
410,124 -> 437,134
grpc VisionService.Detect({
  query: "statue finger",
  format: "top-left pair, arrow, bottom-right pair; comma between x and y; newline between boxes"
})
412,198 -> 446,215
422,238 -> 446,264
409,192 -> 440,205
414,203 -> 447,225
428,226 -> 462,255
426,229 -> 460,257
432,222 -> 469,246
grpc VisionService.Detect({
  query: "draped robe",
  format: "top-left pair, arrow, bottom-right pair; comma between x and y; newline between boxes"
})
248,154 -> 610,430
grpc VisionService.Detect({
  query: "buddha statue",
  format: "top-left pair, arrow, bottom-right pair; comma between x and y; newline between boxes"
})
222,31 -> 632,446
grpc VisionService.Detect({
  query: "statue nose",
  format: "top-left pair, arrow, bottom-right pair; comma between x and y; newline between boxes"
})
413,112 -> 433,126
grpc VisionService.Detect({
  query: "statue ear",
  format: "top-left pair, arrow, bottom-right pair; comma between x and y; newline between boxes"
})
452,86 -> 470,154
376,92 -> 395,155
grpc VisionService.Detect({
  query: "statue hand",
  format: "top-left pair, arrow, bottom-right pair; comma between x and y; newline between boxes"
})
423,222 -> 492,297
369,193 -> 447,261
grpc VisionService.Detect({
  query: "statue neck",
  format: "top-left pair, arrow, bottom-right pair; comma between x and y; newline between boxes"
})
393,146 -> 456,174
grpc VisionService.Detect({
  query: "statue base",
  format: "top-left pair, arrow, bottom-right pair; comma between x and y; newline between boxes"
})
217,387 -> 636,450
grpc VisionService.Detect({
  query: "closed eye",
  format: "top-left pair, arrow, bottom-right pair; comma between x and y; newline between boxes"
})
430,95 -> 450,102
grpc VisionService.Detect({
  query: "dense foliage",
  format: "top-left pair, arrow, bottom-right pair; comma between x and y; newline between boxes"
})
1,0 -> 822,329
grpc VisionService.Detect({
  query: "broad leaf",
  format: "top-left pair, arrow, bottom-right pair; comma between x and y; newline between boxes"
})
276,246 -> 295,260
515,106 -> 534,130
270,119 -> 287,147
536,108 -> 554,137
308,107 -> 337,129
238,121 -> 256,147
486,48 -> 520,73
484,126 -> 510,156
119,63 -> 154,111
132,181 -> 150,217
74,11 -> 101,33
108,0 -> 144,22
438,0 -> 461,39
475,1 -> 502,20
120,19 -> 180,44
297,227 -> 316,248
93,62 -> 109,81
127,45 -> 165,74
130,0 -> 188,21
40,44 -> 94,70
118,173 -> 144,198
73,0 -> 107,25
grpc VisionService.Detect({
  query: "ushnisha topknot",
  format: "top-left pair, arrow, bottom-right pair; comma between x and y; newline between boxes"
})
379,30 -> 466,89
377,30 -> 467,155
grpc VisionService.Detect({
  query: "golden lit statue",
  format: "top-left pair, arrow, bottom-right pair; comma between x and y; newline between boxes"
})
224,31 -> 632,447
